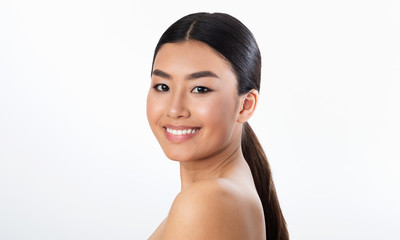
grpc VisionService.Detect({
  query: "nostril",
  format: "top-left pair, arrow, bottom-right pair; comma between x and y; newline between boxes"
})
166,104 -> 190,119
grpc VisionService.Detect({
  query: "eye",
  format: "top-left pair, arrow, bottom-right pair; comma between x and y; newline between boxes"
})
153,84 -> 169,92
192,86 -> 211,94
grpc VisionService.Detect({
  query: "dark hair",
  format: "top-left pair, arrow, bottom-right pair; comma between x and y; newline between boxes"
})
152,12 -> 289,240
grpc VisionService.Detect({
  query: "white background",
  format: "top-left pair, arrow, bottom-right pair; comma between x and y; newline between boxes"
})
1,0 -> 399,239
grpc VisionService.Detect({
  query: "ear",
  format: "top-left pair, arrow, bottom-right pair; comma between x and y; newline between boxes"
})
237,90 -> 258,123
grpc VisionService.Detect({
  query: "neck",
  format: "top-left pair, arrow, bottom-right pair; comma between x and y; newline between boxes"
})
179,142 -> 245,191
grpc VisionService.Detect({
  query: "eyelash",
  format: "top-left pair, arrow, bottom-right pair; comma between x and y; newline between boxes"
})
192,86 -> 211,94
153,84 -> 169,92
153,84 -> 212,94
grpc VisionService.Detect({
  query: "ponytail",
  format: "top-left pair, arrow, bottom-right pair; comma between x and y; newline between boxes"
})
242,122 -> 289,240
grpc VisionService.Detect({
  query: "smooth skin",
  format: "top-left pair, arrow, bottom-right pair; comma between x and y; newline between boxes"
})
147,40 -> 265,240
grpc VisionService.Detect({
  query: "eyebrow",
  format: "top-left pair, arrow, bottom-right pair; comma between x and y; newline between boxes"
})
152,69 -> 219,80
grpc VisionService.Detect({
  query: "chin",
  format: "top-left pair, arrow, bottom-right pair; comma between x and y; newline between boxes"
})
157,138 -> 201,162
164,151 -> 194,162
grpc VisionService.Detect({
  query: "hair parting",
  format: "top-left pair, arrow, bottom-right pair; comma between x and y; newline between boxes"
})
185,21 -> 197,40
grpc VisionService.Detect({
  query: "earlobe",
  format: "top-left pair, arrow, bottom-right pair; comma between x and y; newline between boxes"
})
237,90 -> 258,123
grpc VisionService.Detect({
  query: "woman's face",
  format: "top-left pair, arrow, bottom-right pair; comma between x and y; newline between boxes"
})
146,40 -> 242,162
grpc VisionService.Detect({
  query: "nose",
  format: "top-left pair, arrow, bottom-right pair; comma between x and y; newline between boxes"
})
166,90 -> 190,119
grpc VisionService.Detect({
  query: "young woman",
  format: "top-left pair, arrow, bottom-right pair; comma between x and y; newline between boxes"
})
147,12 -> 289,240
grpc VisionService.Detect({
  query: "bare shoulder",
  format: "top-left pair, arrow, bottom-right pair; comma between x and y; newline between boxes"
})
161,179 -> 263,240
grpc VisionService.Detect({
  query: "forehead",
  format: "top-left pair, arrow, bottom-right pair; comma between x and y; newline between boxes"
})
153,40 -> 234,77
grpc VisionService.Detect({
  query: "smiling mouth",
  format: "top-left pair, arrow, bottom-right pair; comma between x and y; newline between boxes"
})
165,127 -> 200,136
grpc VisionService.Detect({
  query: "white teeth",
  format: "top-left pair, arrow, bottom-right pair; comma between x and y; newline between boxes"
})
166,128 -> 198,135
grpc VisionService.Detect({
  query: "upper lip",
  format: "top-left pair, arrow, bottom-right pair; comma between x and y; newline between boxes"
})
163,124 -> 201,130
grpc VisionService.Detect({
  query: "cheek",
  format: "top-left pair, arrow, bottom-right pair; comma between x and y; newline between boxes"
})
194,94 -> 238,130
146,92 -> 164,127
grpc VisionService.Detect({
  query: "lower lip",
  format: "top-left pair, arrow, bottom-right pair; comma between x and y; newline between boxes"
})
164,128 -> 200,143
